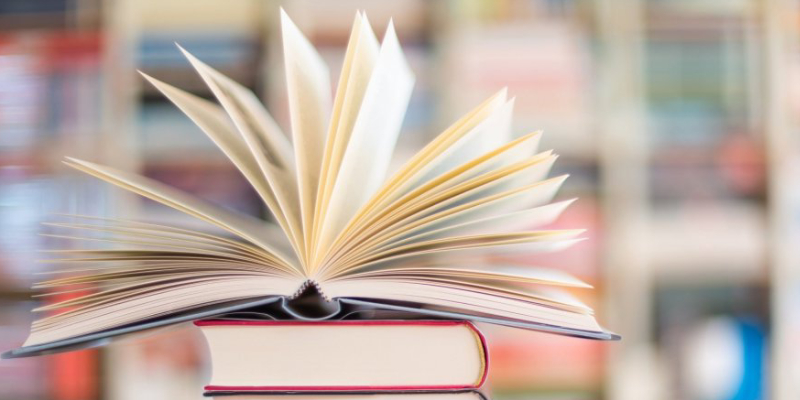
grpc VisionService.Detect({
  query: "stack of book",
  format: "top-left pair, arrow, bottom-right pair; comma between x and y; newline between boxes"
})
2,9 -> 618,398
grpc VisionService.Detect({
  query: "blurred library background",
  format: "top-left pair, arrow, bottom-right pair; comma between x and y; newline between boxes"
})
0,0 -> 798,399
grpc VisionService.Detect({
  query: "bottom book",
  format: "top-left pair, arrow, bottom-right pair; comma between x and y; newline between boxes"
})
204,391 -> 487,400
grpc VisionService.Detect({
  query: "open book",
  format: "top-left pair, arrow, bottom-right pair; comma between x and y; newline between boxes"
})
5,11 -> 616,358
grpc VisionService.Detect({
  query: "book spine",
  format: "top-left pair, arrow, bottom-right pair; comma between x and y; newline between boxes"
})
203,384 -> 482,392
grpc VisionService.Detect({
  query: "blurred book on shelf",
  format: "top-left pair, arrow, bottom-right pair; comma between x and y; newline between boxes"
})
107,328 -> 206,400
0,302 -> 51,399
649,137 -> 766,205
484,324 -> 603,398
0,173 -> 114,288
654,284 -> 768,400
649,203 -> 766,281
0,0 -> 101,31
138,34 -> 261,94
137,101 -> 222,156
0,7 -> 106,400
443,22 -> 595,159
490,198 -> 601,282
644,2 -> 761,151
136,161 -> 268,231
281,0 -> 430,44
0,301 -> 98,400
0,31 -> 103,156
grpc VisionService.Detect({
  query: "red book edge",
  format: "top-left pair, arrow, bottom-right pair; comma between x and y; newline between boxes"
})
194,319 -> 489,392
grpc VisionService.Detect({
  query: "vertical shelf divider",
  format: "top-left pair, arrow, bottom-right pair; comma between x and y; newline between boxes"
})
763,0 -> 800,398
595,0 -> 654,398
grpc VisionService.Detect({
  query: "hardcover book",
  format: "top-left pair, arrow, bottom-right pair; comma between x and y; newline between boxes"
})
4,10 -> 616,359
197,320 -> 487,392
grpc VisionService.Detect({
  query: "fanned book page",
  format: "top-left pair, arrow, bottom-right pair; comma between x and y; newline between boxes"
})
6,11 -> 617,358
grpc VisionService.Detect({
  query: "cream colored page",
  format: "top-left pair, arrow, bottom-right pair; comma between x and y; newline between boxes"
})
34,270 -> 273,303
392,154 -> 558,229
362,192 -> 571,257
383,165 -> 564,240
24,277 -> 300,346
313,12 -> 379,259
398,198 -> 575,244
350,90 -> 508,225
317,149 -> 556,275
39,233 -> 266,264
327,90 -> 507,251
137,74 -> 284,221
316,21 -> 415,264
39,227 -> 282,268
31,277 -> 271,322
326,231 -> 583,278
39,248 -> 276,272
381,89 -> 507,192
337,276 -> 591,313
204,324 -> 482,387
338,162 -> 563,264
35,263 -> 287,289
30,277 -> 298,325
363,132 -> 545,227
43,221 -> 280,264
44,214 -> 290,257
44,219 -> 278,255
417,98 -> 516,184
347,154 -> 558,249
360,231 -> 583,263
176,48 -> 305,255
281,10 -> 332,256
178,47 -> 292,163
38,259 -> 288,279
343,264 -> 590,288
319,132 -> 542,273
322,279 -> 602,331
64,158 -> 297,267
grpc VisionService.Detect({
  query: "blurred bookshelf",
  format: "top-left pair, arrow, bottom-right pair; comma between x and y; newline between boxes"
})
1,0 -> 799,400
0,1 -> 106,400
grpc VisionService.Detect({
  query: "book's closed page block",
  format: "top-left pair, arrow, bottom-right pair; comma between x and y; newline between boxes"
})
197,320 -> 488,391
